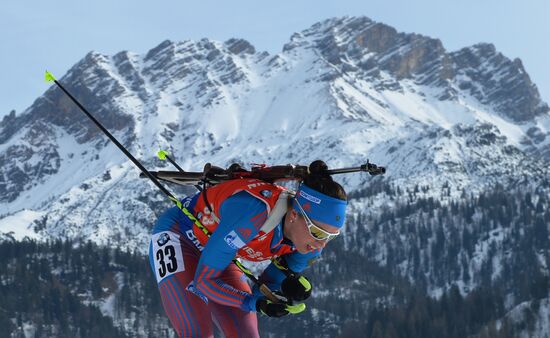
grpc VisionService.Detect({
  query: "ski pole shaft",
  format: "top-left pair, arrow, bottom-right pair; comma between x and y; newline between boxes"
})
45,72 -> 176,200
165,154 -> 186,173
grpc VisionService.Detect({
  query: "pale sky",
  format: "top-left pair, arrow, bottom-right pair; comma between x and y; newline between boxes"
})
1,0 -> 549,117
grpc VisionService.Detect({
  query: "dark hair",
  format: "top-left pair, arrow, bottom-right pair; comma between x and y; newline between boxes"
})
303,160 -> 347,201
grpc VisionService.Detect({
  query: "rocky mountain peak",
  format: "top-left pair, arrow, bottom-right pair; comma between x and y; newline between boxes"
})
143,39 -> 175,62
284,16 -> 452,90
451,43 -> 549,122
224,38 -> 256,55
284,16 -> 548,123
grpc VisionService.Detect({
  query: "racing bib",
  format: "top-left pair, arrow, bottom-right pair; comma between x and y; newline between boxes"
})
151,231 -> 185,282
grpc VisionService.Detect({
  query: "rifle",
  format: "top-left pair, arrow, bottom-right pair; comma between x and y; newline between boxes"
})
141,161 -> 386,187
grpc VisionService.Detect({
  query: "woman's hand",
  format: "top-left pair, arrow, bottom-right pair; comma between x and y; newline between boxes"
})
256,297 -> 306,317
281,274 -> 312,301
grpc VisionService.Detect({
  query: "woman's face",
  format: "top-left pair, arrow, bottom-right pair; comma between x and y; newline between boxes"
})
283,209 -> 340,254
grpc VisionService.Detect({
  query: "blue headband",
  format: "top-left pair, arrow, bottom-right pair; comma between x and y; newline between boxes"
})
292,184 -> 347,228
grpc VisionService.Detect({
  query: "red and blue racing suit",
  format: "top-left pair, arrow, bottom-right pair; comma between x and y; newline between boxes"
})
148,179 -> 321,338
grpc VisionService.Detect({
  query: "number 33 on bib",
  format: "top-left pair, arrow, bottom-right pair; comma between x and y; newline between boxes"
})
151,231 -> 185,282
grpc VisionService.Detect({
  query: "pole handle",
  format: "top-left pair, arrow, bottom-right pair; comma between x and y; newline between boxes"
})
260,284 -> 281,303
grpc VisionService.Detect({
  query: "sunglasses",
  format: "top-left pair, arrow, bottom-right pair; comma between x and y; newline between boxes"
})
294,199 -> 340,242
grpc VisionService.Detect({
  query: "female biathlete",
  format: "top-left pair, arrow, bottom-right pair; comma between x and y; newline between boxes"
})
149,161 -> 347,337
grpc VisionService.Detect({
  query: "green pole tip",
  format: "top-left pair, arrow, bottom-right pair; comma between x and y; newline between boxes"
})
298,276 -> 312,291
45,71 -> 56,82
157,150 -> 168,160
287,303 -> 306,314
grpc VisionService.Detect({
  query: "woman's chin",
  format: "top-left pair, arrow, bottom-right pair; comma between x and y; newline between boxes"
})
296,245 -> 310,254
296,244 -> 314,254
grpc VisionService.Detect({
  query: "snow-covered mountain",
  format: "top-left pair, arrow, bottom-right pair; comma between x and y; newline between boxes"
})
1,13 -> 548,266
1,15 -> 549,337
1,17 -> 548,247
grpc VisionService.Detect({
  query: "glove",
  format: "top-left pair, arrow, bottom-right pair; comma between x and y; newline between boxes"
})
256,297 -> 306,317
281,274 -> 312,301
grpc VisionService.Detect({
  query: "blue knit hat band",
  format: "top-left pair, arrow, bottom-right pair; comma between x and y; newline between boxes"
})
292,184 -> 347,228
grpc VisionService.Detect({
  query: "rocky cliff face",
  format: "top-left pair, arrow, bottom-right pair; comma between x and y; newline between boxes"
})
451,43 -> 548,122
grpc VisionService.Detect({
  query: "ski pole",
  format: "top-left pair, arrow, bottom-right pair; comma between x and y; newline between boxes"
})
44,72 -> 174,198
157,150 -> 185,172
45,71 -> 281,303
157,150 -> 202,191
